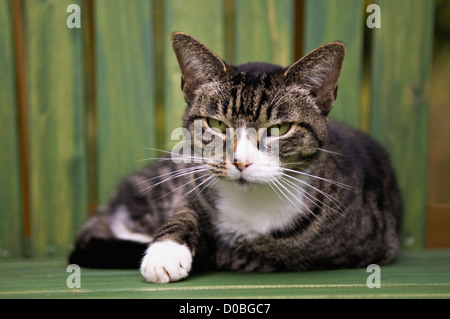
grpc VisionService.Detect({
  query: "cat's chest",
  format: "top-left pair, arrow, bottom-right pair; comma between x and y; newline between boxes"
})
212,181 -> 304,241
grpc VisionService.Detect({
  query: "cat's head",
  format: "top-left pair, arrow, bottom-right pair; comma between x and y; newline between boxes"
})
171,32 -> 345,186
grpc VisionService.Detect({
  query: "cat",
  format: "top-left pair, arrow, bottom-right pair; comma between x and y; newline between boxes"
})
69,32 -> 403,283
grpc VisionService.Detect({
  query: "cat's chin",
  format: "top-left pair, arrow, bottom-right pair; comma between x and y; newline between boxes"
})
235,177 -> 251,188
222,176 -> 272,190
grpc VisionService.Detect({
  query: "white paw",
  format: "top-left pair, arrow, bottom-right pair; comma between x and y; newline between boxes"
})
140,240 -> 192,284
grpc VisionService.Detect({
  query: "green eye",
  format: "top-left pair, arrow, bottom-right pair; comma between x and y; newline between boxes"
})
207,118 -> 228,133
268,122 -> 291,136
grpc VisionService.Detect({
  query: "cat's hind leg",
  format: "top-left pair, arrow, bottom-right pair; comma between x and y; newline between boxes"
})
69,207 -> 152,269
109,205 -> 154,243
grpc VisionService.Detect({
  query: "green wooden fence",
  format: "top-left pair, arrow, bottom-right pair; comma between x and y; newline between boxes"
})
0,0 -> 434,259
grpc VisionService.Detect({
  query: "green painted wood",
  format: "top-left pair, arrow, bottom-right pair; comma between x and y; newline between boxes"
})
95,0 -> 156,203
370,0 -> 434,249
0,0 -> 23,259
0,0 -> 436,261
1,250 -> 449,298
234,0 -> 294,66
25,0 -> 87,257
303,0 -> 364,128
163,0 -> 225,148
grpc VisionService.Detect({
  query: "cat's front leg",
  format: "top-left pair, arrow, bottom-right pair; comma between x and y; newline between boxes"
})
140,207 -> 199,283
140,240 -> 192,283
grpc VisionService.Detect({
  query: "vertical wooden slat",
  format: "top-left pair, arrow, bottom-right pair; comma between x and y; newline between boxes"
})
234,0 -> 294,66
370,0 -> 434,249
303,0 -> 364,128
0,0 -> 23,259
163,0 -> 225,148
12,0 -> 31,257
426,34 -> 450,247
83,0 -> 98,216
294,0 -> 305,61
95,0 -> 156,203
25,0 -> 87,257
153,0 -> 166,151
224,0 -> 236,63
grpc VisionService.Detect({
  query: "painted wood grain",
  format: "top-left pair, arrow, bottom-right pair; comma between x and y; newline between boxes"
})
0,0 -> 439,259
0,0 -> 23,259
95,0 -> 156,203
370,0 -> 434,249
303,0 -> 364,128
25,0 -> 87,257
162,0 -> 225,148
234,0 -> 294,66
1,251 -> 450,298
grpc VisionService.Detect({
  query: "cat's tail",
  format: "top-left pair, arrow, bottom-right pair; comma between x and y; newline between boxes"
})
68,213 -> 150,269
69,237 -> 148,269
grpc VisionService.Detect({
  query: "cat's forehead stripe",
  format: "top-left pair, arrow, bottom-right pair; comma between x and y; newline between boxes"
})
225,73 -> 274,124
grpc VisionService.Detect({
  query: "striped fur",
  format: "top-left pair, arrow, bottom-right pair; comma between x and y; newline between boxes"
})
70,33 -> 402,282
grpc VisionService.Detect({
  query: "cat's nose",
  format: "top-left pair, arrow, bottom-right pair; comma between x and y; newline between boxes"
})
234,161 -> 253,171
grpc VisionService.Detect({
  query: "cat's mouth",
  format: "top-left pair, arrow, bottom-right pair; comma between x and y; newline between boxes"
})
225,174 -> 278,189
236,177 -> 249,186
220,176 -> 264,190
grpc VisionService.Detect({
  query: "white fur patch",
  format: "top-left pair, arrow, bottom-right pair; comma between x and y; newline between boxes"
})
213,131 -> 308,242
110,205 -> 153,243
140,240 -> 192,284
214,178 -> 305,242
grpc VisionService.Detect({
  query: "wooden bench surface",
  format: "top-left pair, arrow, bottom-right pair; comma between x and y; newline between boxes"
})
1,250 -> 449,299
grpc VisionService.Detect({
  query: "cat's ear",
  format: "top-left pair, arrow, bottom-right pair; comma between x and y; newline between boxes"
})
284,42 -> 345,115
171,32 -> 229,102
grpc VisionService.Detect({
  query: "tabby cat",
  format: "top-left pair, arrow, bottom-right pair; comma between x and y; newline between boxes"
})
69,32 -> 403,283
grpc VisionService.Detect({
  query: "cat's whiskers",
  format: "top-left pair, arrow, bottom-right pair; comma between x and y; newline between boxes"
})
191,174 -> 220,202
267,182 -> 289,208
272,179 -> 297,208
169,173 -> 218,208
273,179 -> 317,218
141,147 -> 209,163
134,165 -> 205,186
143,146 -> 229,166
155,172 -> 213,202
282,167 -> 356,192
279,176 -> 344,217
316,147 -> 345,156
137,156 -> 196,163
138,146 -> 353,216
138,165 -> 209,196
280,172 -> 347,214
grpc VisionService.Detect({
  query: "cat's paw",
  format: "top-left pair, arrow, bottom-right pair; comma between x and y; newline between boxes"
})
140,240 -> 192,284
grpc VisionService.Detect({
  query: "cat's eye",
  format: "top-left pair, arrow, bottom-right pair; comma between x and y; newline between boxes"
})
268,122 -> 291,136
207,118 -> 228,133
